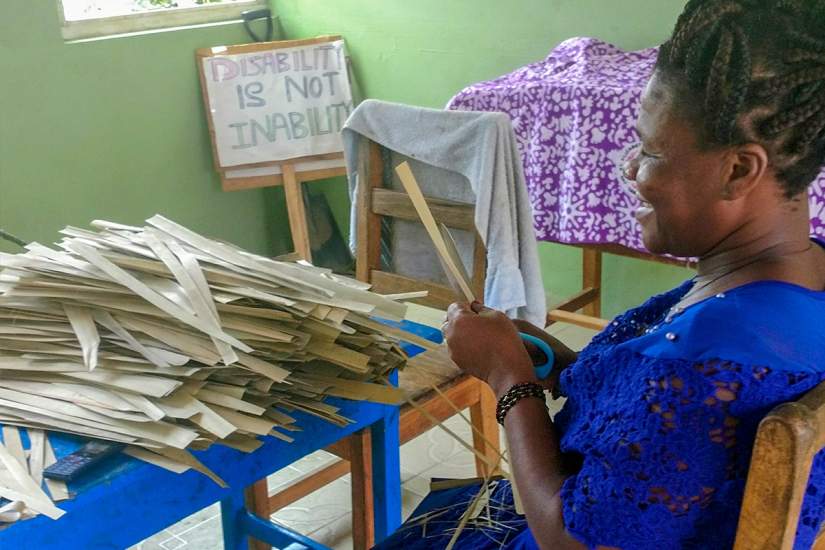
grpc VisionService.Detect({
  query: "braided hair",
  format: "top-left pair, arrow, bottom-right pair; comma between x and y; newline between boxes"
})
657,0 -> 825,198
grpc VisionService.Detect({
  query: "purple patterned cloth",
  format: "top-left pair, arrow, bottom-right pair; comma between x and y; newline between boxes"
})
448,37 -> 825,253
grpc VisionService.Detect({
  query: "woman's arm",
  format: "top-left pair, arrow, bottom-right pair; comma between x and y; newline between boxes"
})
496,388 -> 588,549
443,302 -> 587,550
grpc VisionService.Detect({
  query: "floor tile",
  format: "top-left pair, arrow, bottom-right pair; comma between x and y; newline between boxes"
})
267,450 -> 340,493
308,512 -> 353,549
402,473 -> 433,499
309,487 -> 425,550
401,487 -> 427,521
164,503 -> 221,536
129,529 -> 180,550
416,445 -> 477,481
400,414 -> 473,474
129,505 -> 222,550
270,476 -> 353,536
173,512 -> 223,550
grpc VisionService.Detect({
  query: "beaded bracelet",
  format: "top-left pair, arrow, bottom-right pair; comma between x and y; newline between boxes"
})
495,382 -> 546,425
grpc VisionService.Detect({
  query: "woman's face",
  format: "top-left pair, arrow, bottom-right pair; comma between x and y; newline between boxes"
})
625,73 -> 736,257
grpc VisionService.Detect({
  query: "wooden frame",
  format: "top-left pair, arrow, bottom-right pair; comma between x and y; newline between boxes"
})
59,0 -> 267,41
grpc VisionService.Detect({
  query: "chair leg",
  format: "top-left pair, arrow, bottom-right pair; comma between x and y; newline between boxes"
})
582,248 -> 602,317
244,480 -> 272,550
349,428 -> 374,550
470,383 -> 501,477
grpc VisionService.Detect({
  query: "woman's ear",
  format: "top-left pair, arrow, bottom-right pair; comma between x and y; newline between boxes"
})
723,143 -> 770,200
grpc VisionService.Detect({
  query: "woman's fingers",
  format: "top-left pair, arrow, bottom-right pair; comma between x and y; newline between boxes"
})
470,301 -> 494,314
446,301 -> 473,322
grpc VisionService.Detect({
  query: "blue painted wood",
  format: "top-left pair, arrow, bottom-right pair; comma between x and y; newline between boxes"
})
220,485 -> 330,550
240,510 -> 330,550
0,320 -> 441,549
221,478 -> 329,550
372,370 -> 402,543
220,488 -> 249,550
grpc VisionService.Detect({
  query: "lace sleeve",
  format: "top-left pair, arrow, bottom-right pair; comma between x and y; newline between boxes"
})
556,352 -> 825,549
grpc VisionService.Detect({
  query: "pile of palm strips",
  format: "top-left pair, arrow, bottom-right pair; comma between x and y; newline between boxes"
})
0,215 -> 420,485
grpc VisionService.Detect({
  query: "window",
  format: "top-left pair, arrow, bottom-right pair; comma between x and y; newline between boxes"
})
58,0 -> 269,41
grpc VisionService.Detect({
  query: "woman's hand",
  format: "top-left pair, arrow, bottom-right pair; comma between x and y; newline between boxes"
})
442,301 -> 537,398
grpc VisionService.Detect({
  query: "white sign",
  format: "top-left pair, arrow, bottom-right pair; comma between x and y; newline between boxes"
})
201,39 -> 353,169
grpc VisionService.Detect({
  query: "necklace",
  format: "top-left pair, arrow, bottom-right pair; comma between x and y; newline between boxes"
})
646,240 -> 815,335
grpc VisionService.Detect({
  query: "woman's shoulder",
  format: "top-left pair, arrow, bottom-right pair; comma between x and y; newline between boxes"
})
619,280 -> 825,371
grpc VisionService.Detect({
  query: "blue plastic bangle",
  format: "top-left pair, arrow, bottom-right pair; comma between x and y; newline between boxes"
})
519,332 -> 555,380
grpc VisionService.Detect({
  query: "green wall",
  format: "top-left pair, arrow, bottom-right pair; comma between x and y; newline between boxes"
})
0,1 -> 292,258
274,0 -> 693,318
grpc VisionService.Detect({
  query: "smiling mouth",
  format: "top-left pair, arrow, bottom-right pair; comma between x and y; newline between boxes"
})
629,185 -> 653,207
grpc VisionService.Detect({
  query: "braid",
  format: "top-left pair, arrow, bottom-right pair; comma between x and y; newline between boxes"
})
786,29 -> 825,56
704,27 -> 734,114
684,21 -> 721,88
715,24 -> 751,142
760,97 -> 825,137
794,108 -> 825,152
657,0 -> 825,197
795,82 -> 824,104
786,50 -> 825,64
775,0 -> 806,11
755,67 -> 825,99
668,2 -> 743,65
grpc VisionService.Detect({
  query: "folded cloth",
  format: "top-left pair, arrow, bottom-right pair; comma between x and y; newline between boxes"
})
343,100 -> 546,326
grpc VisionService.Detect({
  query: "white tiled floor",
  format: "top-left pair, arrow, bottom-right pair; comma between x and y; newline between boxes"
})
130,323 -> 597,550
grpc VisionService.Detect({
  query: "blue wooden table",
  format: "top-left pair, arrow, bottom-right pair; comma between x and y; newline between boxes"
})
0,322 -> 440,549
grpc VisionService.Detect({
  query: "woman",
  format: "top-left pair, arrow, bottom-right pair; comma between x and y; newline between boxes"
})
377,0 -> 825,548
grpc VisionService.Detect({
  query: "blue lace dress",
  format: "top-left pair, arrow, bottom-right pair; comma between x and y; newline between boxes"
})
376,278 -> 825,549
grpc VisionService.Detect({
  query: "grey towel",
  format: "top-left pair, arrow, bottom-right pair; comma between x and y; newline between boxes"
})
342,100 -> 546,326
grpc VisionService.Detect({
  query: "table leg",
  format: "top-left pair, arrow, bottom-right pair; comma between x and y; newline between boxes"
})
222,489 -> 251,550
245,481 -> 271,550
371,373 -> 402,543
222,487 -> 329,550
283,163 -> 313,262
349,429 -> 375,549
582,248 -> 602,317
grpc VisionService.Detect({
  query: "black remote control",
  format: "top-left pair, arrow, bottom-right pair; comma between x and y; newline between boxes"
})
43,440 -> 125,482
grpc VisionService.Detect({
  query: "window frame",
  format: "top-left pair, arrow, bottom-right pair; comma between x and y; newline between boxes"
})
58,0 -> 269,41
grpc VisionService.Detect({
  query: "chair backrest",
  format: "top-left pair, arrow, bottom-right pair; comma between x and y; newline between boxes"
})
354,139 -> 486,309
735,380 -> 825,550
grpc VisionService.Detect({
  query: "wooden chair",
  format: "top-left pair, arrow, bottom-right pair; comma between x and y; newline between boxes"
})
245,140 -> 500,550
735,380 -> 825,550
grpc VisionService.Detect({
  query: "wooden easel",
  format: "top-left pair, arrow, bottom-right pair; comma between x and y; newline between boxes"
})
196,35 -> 353,262
219,156 -> 347,262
